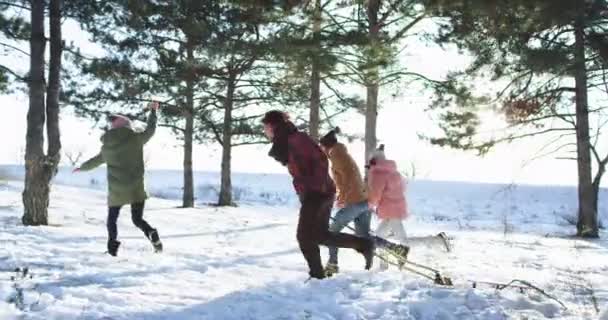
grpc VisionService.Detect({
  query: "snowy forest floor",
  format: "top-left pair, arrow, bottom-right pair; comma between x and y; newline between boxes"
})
1,179 -> 608,320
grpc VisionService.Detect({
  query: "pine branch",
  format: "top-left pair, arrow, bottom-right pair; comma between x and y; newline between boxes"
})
321,77 -> 356,109
232,140 -> 267,147
498,280 -> 567,310
500,128 -> 575,143
388,13 -> 426,44
591,145 -> 608,189
378,0 -> 405,26
321,7 -> 351,35
495,71 -> 534,100
383,15 -> 411,29
0,42 -> 29,57
531,28 -> 574,48
0,64 -> 24,81
199,115 -> 224,146
159,123 -> 186,133
0,1 -> 29,10
379,70 -> 443,86
523,141 -> 577,167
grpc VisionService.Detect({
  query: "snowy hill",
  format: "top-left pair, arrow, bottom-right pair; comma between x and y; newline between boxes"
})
1,167 -> 608,319
1,164 -> 607,229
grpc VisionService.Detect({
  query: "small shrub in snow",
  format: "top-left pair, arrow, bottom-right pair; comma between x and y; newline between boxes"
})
555,210 -> 578,227
502,214 -> 514,236
232,187 -> 249,202
196,184 -> 219,202
5,268 -> 33,312
432,214 -> 451,222
149,188 -> 180,200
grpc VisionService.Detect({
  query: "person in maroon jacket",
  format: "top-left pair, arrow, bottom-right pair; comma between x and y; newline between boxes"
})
262,110 -> 375,279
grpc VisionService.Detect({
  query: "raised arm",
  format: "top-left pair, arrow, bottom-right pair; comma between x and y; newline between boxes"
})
138,101 -> 159,144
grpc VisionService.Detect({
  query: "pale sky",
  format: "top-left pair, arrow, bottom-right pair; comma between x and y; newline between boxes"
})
0,84 -> 582,187
0,18 -> 593,187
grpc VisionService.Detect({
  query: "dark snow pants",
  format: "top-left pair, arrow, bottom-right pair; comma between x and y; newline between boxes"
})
107,202 -> 154,241
297,193 -> 372,279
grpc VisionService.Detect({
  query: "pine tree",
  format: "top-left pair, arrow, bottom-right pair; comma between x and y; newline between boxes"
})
424,0 -> 608,237
66,1 -> 225,208
66,0 -> 307,206
269,0 -> 370,139
0,1 -> 29,92
22,0 -> 63,225
194,2 -> 300,206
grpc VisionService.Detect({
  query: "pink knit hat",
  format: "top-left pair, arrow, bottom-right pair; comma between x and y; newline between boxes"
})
108,114 -> 131,129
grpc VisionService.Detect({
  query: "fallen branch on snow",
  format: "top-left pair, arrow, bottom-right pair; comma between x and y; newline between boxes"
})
469,279 -> 568,310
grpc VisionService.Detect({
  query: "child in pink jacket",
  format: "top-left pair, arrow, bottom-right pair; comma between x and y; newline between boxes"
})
367,145 -> 451,266
366,145 -> 409,244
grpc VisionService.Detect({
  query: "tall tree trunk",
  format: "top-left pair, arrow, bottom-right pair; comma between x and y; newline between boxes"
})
574,14 -> 598,238
182,43 -> 195,208
309,0 -> 321,140
183,104 -> 194,208
364,0 -> 380,165
218,74 -> 237,206
47,0 -> 62,162
22,0 -> 61,225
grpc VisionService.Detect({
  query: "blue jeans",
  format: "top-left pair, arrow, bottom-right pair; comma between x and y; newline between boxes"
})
327,201 -> 371,264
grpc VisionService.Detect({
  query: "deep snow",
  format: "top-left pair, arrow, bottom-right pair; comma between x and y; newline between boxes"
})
1,167 -> 607,319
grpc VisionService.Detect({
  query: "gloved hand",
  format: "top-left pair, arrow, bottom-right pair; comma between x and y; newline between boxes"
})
367,202 -> 377,214
335,199 -> 345,209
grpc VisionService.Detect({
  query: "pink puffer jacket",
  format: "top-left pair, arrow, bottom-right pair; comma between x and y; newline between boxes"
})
367,159 -> 408,220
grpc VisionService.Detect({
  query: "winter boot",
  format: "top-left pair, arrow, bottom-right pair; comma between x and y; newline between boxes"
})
437,232 -> 452,252
308,270 -> 325,280
324,262 -> 339,277
378,250 -> 390,271
107,239 -> 121,257
147,229 -> 163,253
360,240 -> 375,270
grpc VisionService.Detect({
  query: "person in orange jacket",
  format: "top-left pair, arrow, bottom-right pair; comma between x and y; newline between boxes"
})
319,127 -> 371,276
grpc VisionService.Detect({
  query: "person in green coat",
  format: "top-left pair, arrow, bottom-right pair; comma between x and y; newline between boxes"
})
74,101 -> 163,256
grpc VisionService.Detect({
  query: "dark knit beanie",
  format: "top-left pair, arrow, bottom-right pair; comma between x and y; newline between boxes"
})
261,110 -> 289,126
320,127 -> 341,148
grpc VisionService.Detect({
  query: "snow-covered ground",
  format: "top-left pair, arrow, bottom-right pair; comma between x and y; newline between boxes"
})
1,167 -> 608,319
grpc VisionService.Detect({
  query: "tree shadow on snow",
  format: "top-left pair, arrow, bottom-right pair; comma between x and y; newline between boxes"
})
119,277 -> 397,320
47,222 -> 287,243
208,248 -> 301,269
36,262 -> 211,294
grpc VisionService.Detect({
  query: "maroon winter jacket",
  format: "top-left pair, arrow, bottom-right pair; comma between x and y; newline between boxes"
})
286,131 -> 336,198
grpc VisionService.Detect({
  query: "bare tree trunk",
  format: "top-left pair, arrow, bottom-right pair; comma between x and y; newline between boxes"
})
182,44 -> 195,208
592,160 -> 606,229
23,0 -> 61,226
574,14 -> 598,238
364,0 -> 380,166
183,107 -> 194,208
365,83 -> 379,161
47,0 -> 62,162
218,74 -> 237,206
309,0 -> 321,141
